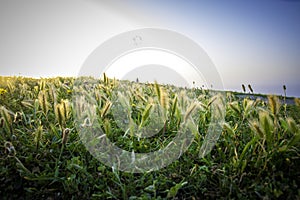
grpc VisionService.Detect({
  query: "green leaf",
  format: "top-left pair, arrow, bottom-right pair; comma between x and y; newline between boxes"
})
167,180 -> 187,198
140,103 -> 153,128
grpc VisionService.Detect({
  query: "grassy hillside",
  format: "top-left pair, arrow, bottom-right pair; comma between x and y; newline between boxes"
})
0,76 -> 299,199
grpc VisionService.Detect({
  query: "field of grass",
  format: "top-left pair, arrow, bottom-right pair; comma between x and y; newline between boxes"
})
0,76 -> 299,199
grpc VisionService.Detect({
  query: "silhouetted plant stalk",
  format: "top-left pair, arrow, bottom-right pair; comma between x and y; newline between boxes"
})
283,85 -> 287,117
248,84 -> 253,94
242,84 -> 246,93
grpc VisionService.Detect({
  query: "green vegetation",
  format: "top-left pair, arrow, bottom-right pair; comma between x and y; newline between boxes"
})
0,76 -> 299,199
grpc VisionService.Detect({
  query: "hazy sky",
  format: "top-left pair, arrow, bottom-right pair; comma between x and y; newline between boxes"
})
0,0 -> 299,96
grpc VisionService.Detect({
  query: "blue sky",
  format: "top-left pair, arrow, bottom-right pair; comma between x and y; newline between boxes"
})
137,0 -> 300,96
0,0 -> 299,96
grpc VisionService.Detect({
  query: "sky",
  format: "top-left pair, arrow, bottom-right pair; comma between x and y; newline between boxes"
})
0,0 -> 299,97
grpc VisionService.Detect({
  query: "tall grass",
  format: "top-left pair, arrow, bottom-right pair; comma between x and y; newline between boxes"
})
0,76 -> 299,199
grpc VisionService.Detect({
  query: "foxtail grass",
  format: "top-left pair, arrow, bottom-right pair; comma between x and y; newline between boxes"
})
34,125 -> 43,151
55,104 -> 65,128
101,100 -> 112,118
38,90 -> 49,115
0,106 -> 13,134
268,95 -> 280,116
184,102 -> 198,123
140,103 -> 153,128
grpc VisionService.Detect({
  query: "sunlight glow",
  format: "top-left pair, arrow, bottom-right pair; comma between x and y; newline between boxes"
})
105,49 -> 206,87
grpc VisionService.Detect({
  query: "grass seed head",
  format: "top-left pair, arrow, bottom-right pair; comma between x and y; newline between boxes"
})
62,128 -> 70,145
154,81 -> 161,101
0,106 -> 12,126
35,125 -> 43,150
13,112 -> 22,124
251,121 -> 264,138
283,85 -> 286,91
39,80 -> 46,90
48,84 -> 57,104
38,90 -> 49,115
171,96 -> 178,117
287,117 -> 298,133
229,102 -> 241,116
184,102 -> 197,123
259,111 -> 274,142
55,104 -> 65,128
207,96 -> 217,108
160,88 -> 169,110
101,101 -> 112,118
102,73 -> 109,85
268,95 -> 280,116
61,99 -> 70,120
140,103 -> 153,127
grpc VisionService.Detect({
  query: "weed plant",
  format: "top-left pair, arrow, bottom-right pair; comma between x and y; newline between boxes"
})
0,76 -> 299,199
